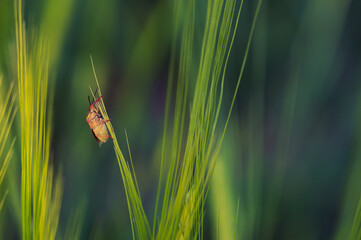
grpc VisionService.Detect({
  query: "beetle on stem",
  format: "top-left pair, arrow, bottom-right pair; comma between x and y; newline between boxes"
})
86,94 -> 113,145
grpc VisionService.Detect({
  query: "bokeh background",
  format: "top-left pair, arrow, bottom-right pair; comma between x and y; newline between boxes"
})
0,0 -> 361,239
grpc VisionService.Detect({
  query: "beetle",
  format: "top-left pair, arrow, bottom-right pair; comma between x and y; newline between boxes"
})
86,94 -> 112,145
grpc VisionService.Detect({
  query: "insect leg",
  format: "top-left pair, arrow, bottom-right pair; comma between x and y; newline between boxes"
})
90,96 -> 103,108
102,119 -> 111,123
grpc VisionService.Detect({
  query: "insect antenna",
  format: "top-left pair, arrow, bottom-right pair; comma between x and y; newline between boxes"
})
92,87 -> 99,102
89,87 -> 99,105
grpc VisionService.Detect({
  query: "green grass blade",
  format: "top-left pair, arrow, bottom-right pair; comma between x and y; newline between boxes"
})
155,0 -> 263,239
15,0 -> 63,239
90,56 -> 151,239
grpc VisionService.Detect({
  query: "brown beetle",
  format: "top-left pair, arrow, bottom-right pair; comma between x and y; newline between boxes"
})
86,95 -> 112,145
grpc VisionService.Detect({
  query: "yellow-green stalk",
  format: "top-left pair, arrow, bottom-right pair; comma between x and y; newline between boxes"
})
176,187 -> 196,240
15,0 -> 63,239
0,77 -> 17,211
154,0 -> 263,238
89,57 -> 151,239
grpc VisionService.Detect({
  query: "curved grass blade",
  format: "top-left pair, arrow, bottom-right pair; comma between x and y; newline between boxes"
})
89,56 -> 151,239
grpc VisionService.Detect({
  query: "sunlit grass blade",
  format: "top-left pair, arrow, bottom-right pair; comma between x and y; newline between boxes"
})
15,0 -> 63,239
0,190 -> 9,211
0,140 -> 15,188
154,0 -> 263,238
0,77 -> 17,209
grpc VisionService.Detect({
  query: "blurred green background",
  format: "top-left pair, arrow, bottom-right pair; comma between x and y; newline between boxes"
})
0,0 -> 361,239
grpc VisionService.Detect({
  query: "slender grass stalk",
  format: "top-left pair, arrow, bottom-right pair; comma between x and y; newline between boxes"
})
0,77 -> 17,211
152,1 -> 182,236
89,57 -> 151,240
154,0 -> 263,239
15,0 -> 63,239
350,196 -> 361,239
234,199 -> 240,239
64,203 -> 85,240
